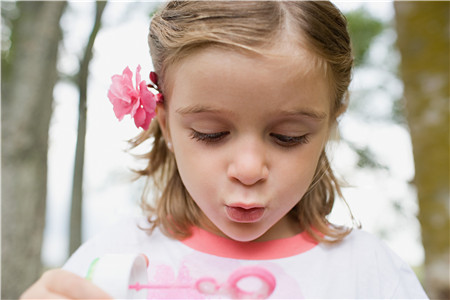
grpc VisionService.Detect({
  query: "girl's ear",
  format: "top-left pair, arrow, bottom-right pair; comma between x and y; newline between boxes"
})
156,103 -> 173,150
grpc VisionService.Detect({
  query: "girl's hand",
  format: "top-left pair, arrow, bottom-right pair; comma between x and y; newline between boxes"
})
20,269 -> 112,299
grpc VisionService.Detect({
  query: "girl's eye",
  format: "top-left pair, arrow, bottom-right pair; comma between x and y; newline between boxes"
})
270,133 -> 310,147
190,130 -> 229,144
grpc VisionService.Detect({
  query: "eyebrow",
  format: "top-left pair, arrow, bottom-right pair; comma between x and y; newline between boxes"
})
278,108 -> 328,120
176,105 -> 235,116
175,104 -> 327,120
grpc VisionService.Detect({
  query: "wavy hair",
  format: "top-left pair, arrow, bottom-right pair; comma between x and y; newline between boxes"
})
131,1 -> 354,242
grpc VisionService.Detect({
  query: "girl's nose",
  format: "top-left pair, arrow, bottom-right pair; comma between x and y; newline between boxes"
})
227,141 -> 269,186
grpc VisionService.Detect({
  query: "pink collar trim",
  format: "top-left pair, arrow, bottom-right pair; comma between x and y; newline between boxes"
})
181,227 -> 319,260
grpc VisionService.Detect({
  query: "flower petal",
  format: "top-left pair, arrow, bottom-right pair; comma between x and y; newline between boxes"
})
135,65 -> 142,90
107,65 -> 158,130
108,90 -> 133,120
141,114 -> 151,131
149,71 -> 158,86
139,81 -> 157,114
133,106 -> 146,129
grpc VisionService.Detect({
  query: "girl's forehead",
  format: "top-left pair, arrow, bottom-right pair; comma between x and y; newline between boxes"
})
165,46 -> 331,119
165,44 -> 329,97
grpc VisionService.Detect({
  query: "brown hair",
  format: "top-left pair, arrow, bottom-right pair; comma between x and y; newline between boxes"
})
132,1 -> 354,242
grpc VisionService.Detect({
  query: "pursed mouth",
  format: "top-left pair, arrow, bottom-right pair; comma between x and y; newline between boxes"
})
225,205 -> 265,223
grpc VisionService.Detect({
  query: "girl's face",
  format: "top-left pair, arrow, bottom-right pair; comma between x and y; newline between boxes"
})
158,46 -> 332,242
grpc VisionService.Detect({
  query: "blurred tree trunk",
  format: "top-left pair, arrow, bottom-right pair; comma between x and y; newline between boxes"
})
394,2 -> 449,299
1,2 -> 66,299
69,0 -> 107,255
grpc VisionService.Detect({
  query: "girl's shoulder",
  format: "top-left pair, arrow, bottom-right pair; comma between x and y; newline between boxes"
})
316,228 -> 427,299
338,227 -> 389,248
321,228 -> 406,265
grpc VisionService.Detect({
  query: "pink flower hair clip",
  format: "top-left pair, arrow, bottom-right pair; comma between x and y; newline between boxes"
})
107,65 -> 163,130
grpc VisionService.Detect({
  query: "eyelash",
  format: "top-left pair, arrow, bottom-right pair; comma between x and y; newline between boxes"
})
270,133 -> 310,147
190,130 -> 310,147
190,130 -> 229,144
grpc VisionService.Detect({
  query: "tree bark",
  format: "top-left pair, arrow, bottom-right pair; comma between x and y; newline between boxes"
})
394,2 -> 449,299
69,0 -> 107,255
1,2 -> 66,298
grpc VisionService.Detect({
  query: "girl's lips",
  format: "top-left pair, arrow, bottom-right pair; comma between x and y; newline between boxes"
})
225,205 -> 265,223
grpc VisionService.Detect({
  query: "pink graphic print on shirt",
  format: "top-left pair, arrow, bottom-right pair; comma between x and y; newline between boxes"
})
131,264 -> 275,299
131,254 -> 304,299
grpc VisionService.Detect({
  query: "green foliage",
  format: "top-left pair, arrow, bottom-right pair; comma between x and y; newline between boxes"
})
345,8 -> 385,66
342,7 -> 389,171
347,142 -> 388,170
1,2 -> 18,79
391,96 -> 407,125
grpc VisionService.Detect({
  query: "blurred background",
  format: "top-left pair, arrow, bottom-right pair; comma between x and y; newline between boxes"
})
1,1 -> 448,299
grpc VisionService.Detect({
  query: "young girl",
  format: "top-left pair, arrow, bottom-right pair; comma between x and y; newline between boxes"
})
22,1 -> 427,299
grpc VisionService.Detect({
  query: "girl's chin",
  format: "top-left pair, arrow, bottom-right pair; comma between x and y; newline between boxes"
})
198,214 -> 272,242
219,224 -> 270,242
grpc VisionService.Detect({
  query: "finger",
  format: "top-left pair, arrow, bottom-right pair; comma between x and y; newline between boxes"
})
21,277 -> 69,300
43,269 -> 113,299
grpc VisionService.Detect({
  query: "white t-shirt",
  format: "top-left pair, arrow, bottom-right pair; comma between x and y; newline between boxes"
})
64,217 -> 427,299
